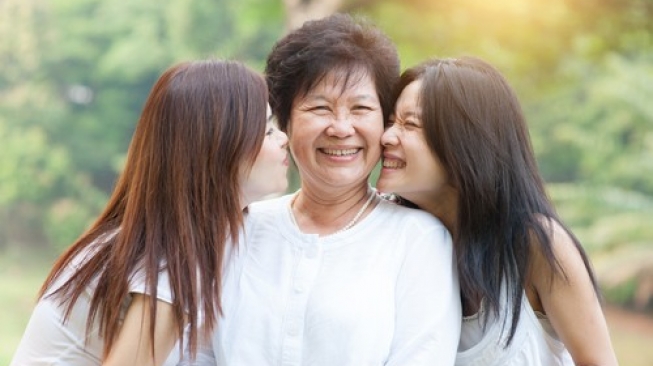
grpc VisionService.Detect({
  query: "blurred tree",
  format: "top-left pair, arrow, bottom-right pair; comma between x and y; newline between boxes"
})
0,0 -> 103,249
1,0 -> 651,264
530,53 -> 653,190
364,0 -> 653,309
0,0 -> 284,249
282,0 -> 343,31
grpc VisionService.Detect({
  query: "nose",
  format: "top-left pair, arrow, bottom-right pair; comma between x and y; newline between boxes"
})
278,129 -> 289,149
326,116 -> 355,138
381,124 -> 399,147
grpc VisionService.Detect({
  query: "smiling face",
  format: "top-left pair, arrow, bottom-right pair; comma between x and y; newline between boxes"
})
288,69 -> 384,192
376,80 -> 455,210
241,105 -> 289,207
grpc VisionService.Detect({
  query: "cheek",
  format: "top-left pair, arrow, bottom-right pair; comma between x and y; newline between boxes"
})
362,120 -> 385,144
289,136 -> 306,159
287,121 -> 309,147
252,141 -> 277,172
424,161 -> 448,188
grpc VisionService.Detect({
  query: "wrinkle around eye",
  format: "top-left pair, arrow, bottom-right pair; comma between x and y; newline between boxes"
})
303,105 -> 331,114
353,104 -> 375,110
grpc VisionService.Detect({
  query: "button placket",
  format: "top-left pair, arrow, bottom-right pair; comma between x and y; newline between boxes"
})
279,240 -> 322,365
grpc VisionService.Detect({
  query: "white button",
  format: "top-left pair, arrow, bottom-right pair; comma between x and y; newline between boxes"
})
294,284 -> 305,293
287,324 -> 300,337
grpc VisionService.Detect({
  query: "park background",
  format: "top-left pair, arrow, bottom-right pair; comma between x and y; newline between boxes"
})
1,0 -> 652,364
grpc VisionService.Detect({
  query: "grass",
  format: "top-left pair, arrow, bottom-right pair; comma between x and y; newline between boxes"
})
604,305 -> 653,365
610,327 -> 653,365
1,248 -> 653,364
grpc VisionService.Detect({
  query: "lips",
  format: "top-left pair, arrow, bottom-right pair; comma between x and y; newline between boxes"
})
382,158 -> 406,169
382,151 -> 405,169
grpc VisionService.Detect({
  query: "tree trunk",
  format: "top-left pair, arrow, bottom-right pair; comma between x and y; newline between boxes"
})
282,0 -> 345,32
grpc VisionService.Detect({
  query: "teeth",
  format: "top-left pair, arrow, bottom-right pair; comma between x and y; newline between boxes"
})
322,148 -> 359,156
383,160 -> 405,169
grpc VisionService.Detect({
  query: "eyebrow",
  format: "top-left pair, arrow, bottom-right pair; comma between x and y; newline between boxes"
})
351,94 -> 378,102
397,110 -> 421,119
302,94 -> 379,103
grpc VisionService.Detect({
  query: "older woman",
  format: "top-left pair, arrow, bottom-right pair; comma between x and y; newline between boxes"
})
198,14 -> 461,366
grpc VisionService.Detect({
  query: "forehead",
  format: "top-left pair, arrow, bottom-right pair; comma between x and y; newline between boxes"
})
396,80 -> 422,110
301,68 -> 377,99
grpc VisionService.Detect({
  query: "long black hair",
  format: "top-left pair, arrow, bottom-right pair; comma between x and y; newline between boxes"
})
400,57 -> 599,345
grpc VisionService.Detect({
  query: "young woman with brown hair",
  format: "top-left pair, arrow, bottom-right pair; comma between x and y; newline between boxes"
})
11,59 -> 289,366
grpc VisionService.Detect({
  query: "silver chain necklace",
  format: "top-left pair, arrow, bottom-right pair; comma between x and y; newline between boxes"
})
288,189 -> 376,236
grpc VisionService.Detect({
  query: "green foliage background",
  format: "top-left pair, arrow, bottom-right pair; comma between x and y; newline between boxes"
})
1,0 -> 652,306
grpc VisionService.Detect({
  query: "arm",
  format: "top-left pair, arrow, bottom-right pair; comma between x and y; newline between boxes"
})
103,294 -> 179,366
386,224 -> 461,366
529,221 -> 618,366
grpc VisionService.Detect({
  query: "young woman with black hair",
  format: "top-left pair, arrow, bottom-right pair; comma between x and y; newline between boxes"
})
377,57 -> 617,366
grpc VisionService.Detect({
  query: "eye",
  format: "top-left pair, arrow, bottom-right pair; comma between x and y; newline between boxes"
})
353,104 -> 373,111
264,121 -> 277,137
404,119 -> 422,130
309,105 -> 330,112
353,105 -> 375,115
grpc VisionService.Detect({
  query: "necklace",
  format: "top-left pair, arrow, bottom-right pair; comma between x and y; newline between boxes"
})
289,189 -> 376,236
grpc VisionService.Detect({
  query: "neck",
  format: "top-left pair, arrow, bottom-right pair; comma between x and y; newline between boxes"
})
290,184 -> 375,236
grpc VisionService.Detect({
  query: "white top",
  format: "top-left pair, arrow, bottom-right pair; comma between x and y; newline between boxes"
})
456,284 -> 573,366
193,193 -> 461,366
10,236 -> 183,366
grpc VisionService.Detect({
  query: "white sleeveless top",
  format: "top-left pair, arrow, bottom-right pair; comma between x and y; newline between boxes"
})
456,284 -> 574,366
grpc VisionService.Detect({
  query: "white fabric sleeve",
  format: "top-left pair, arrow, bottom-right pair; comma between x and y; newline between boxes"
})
385,224 -> 462,366
128,265 -> 174,304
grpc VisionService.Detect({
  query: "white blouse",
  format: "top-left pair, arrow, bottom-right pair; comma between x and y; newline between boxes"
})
205,194 -> 461,366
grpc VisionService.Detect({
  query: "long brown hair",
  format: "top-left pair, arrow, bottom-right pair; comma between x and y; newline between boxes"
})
398,57 -> 599,345
39,59 -> 268,357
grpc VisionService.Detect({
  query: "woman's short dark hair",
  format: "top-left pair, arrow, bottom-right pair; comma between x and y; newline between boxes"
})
265,13 -> 400,132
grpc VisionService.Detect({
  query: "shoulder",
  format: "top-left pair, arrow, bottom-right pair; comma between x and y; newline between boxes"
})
247,193 -> 293,215
529,217 -> 580,269
376,198 -> 448,233
241,193 -> 294,240
245,194 -> 293,225
528,216 -> 593,293
368,199 -> 452,256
